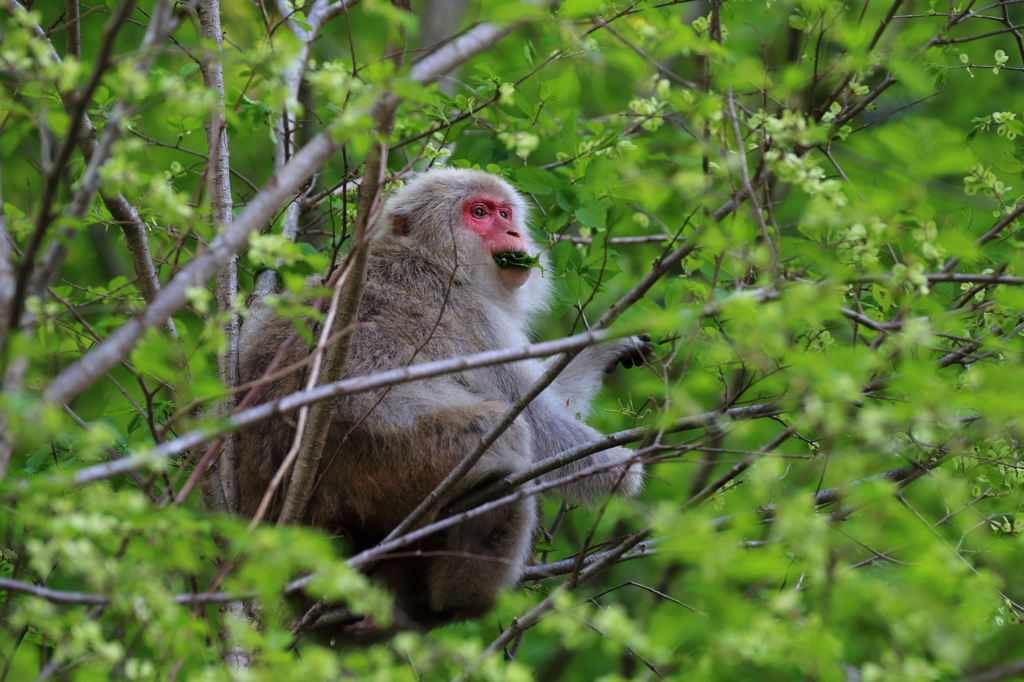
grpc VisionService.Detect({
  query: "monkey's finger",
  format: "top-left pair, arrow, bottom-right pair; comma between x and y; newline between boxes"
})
605,340 -> 649,372
624,351 -> 644,368
629,336 -> 655,365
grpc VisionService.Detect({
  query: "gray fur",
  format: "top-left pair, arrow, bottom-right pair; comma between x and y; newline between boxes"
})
235,168 -> 644,640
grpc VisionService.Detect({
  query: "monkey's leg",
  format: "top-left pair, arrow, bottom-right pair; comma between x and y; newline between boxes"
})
425,495 -> 537,620
527,411 -> 645,501
401,398 -> 536,619
328,399 -> 536,628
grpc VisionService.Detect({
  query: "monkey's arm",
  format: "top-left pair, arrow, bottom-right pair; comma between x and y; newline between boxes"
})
307,385 -> 532,526
545,335 -> 653,418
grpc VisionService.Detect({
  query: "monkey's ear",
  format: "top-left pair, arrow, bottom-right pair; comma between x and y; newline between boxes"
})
392,213 -> 410,237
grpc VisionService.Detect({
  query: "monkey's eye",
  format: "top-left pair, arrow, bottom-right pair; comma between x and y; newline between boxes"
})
499,210 -> 510,219
471,207 -> 487,218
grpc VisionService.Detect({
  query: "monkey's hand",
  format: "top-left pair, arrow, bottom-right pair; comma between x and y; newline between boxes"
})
604,334 -> 654,373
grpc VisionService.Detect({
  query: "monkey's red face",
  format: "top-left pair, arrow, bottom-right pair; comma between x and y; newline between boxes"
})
461,196 -> 532,288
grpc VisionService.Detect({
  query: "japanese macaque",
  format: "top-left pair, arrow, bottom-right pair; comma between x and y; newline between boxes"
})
236,168 -> 648,641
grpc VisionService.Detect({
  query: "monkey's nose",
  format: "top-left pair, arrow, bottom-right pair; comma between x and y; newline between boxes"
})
506,230 -> 520,238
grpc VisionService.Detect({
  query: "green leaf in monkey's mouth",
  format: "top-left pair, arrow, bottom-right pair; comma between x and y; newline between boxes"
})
493,251 -> 544,272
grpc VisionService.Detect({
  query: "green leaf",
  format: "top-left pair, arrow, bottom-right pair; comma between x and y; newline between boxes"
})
124,413 -> 141,437
562,269 -> 583,300
523,41 -> 536,67
549,239 -> 580,271
493,251 -> 544,272
514,166 -> 561,195
102,401 -> 140,417
576,200 -> 607,229
944,206 -> 973,233
514,88 -> 537,119
932,281 -> 955,305
995,154 -> 1024,174
635,297 -> 663,315
555,188 -> 580,211
23,445 -> 53,475
539,79 -> 560,102
561,112 -> 578,157
664,277 -> 685,309
872,284 -> 892,311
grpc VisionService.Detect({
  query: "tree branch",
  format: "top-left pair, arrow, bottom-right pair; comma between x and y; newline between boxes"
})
197,0 -> 238,513
276,0 -> 411,526
517,540 -> 658,581
0,576 -> 252,607
273,0 -> 360,240
68,330 -> 616,486
452,401 -> 785,512
957,658 -> 1024,682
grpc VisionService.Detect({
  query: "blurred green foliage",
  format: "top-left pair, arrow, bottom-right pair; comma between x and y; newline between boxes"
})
4,0 -> 1024,679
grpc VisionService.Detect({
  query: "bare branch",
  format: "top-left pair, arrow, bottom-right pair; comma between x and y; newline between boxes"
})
65,0 -> 82,59
850,272 -> 1024,286
932,22 -> 1024,43
725,87 -> 775,274
68,331 -> 615,486
197,0 -> 238,513
517,540 -> 658,581
408,23 -> 520,84
276,0 -> 412,526
554,234 -> 683,245
452,401 -> 785,512
957,658 -> 1024,682
0,576 -> 253,606
273,0 -> 360,240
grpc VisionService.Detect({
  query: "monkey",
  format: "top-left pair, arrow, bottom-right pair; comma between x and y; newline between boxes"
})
235,168 -> 649,642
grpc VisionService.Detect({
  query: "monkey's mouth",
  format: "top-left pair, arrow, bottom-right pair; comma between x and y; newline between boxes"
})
493,251 -> 543,271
